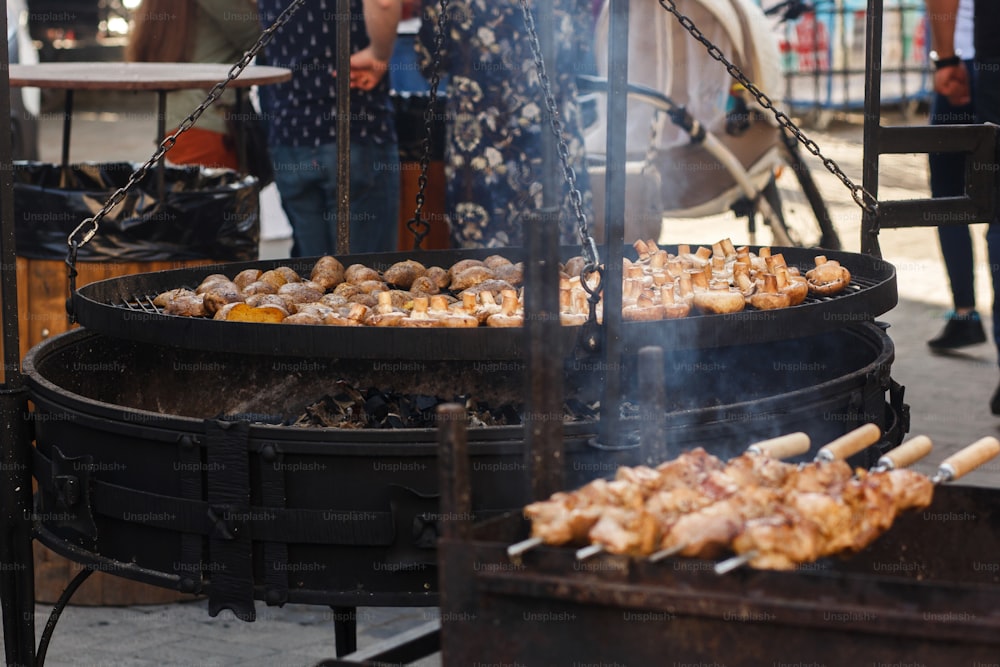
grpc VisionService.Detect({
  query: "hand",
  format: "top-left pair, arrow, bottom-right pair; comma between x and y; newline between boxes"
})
933,62 -> 971,107
343,47 -> 391,91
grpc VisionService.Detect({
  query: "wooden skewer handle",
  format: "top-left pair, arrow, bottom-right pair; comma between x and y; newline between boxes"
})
937,437 -> 1000,482
876,435 -> 933,470
816,423 -> 881,462
747,432 -> 810,459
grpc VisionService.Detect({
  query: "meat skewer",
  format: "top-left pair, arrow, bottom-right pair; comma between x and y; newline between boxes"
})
574,433 -> 813,560
714,436 -> 1000,574
509,433 -> 810,561
508,447 -> 727,560
646,424 -> 882,562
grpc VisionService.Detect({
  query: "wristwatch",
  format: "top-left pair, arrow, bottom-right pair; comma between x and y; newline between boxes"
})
930,50 -> 963,70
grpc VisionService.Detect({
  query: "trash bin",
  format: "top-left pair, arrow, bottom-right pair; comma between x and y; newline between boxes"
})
10,160 -> 259,358
13,161 -> 259,263
9,160 -> 259,605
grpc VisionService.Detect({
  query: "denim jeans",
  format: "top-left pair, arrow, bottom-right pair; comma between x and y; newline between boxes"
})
973,57 -> 1000,362
270,141 -> 400,257
929,60 -> 977,310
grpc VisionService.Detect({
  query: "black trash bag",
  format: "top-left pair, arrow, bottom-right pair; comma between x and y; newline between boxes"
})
13,161 -> 260,262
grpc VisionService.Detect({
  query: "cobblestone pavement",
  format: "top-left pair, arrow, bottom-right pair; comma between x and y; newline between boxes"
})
3,102 -> 999,666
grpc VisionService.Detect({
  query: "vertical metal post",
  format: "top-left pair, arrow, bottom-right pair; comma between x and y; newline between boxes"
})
638,346 -> 666,465
336,0 -> 352,254
0,4 -> 37,664
59,89 -> 73,185
0,387 -> 35,667
598,0 -> 628,448
861,0 -> 884,257
538,0 -> 557,208
524,208 -> 564,501
437,403 -> 471,541
156,90 -> 168,200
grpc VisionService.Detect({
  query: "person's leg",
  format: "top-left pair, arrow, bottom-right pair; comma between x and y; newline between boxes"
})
927,81 -> 985,349
972,58 -> 1000,412
270,144 -> 332,257
345,140 -> 401,254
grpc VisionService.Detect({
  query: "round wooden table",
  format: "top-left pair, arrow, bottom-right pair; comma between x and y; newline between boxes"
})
8,62 -> 291,171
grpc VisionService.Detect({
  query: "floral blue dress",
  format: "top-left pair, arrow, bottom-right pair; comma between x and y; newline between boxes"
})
417,0 -> 596,249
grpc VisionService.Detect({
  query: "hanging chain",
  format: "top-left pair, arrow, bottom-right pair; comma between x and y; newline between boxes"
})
656,0 -> 878,215
65,0 -> 307,304
406,0 -> 450,249
519,0 -> 601,303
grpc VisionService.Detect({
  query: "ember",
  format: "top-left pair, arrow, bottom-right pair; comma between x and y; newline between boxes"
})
288,380 -> 600,429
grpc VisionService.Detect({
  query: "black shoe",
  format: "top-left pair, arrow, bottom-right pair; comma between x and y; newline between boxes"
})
927,311 -> 987,351
992,381 -> 1000,416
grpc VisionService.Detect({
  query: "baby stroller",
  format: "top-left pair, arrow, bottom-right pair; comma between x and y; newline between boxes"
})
581,0 -> 841,249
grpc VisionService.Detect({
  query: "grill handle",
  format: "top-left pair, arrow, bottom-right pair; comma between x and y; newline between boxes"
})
746,432 -> 810,460
873,435 -> 933,471
933,437 -> 1000,483
815,423 -> 881,462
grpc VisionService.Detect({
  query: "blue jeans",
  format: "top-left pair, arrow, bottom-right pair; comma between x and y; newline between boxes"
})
973,58 -> 1000,362
929,60 -> 977,310
270,141 -> 400,256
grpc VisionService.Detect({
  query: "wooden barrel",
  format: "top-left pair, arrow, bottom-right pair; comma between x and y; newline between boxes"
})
4,256 -> 211,605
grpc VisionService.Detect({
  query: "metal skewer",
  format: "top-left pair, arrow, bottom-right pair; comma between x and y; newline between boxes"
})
714,436 -> 999,575
507,536 -> 543,559
575,543 -> 606,560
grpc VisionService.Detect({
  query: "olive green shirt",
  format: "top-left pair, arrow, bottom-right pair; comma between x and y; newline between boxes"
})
166,0 -> 261,135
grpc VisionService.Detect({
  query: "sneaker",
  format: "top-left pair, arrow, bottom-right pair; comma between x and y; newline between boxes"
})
927,311 -> 987,351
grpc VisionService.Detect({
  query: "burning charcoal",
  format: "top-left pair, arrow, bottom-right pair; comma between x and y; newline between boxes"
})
365,392 -> 390,424
413,394 -> 439,413
292,385 -> 590,429
497,403 -> 521,425
331,380 -> 365,410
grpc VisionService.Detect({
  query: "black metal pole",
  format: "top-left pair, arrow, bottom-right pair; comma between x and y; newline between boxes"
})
538,0 -> 557,209
524,207 -> 564,501
437,403 -> 471,541
156,89 -> 167,200
0,386 -> 36,667
861,0 -> 883,257
598,0 -> 628,448
0,4 -> 37,664
336,0 -> 351,254
58,89 -> 73,187
638,346 -> 666,465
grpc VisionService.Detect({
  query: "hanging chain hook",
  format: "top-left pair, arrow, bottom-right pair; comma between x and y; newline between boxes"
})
406,0 -> 451,250
519,0 -> 603,315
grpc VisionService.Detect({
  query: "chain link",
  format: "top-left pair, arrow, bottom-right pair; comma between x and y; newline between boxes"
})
518,0 -> 599,281
657,0 -> 878,215
406,0 -> 450,249
65,0 -> 307,259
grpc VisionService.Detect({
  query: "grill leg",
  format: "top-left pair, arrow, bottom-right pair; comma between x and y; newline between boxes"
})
1,387 -> 37,667
331,606 -> 356,656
